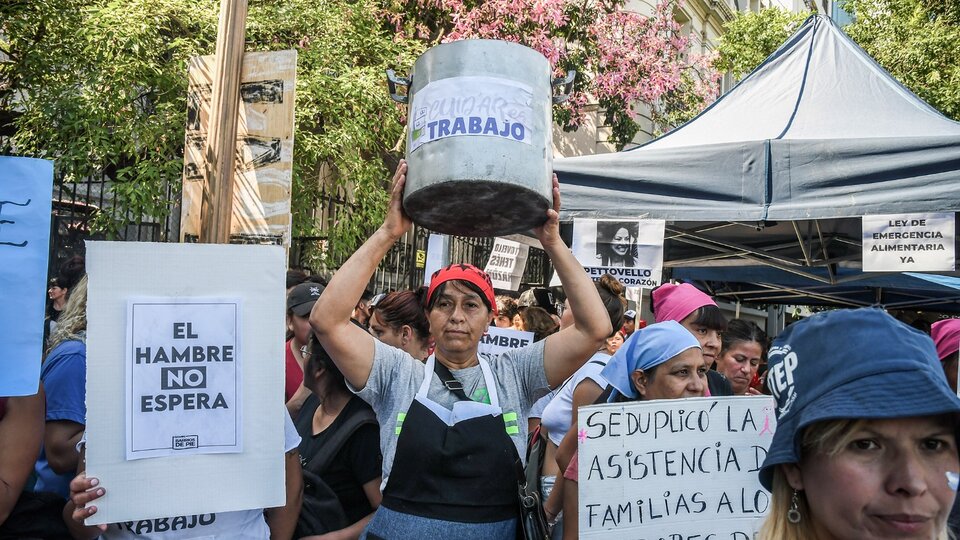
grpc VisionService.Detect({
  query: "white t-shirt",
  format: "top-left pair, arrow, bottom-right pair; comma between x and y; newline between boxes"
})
99,411 -> 300,540
540,352 -> 610,446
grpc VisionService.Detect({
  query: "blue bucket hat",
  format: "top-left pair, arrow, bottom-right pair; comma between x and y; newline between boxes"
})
759,307 -> 960,489
600,320 -> 701,400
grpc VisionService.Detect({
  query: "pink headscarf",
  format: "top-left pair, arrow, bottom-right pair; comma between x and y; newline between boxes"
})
652,283 -> 717,324
931,319 -> 960,362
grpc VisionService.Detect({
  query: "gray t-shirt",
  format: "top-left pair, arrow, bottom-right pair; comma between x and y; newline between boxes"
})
351,339 -> 550,489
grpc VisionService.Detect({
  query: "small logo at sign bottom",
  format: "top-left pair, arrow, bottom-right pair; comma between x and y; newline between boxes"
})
173,435 -> 199,449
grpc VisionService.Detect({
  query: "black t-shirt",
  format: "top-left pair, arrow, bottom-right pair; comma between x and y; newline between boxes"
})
297,394 -> 382,524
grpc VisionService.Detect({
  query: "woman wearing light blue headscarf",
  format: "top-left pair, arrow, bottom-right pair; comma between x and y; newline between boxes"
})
600,320 -> 705,402
556,321 -> 705,539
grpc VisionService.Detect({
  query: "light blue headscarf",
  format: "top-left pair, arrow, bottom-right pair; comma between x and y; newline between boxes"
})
600,320 -> 701,399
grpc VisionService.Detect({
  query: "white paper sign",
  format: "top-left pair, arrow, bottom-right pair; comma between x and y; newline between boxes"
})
478,326 -> 535,357
572,219 -> 666,288
126,298 -> 242,460
423,233 -> 449,286
484,237 -> 529,291
85,242 -> 286,524
408,76 -> 534,153
862,213 -> 955,272
578,396 -> 777,538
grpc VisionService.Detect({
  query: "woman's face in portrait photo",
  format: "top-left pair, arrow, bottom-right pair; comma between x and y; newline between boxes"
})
611,227 -> 631,256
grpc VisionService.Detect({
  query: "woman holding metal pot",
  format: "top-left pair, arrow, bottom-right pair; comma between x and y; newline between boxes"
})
309,160 -> 611,539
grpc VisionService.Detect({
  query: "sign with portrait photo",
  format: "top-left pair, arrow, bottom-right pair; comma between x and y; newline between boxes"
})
572,219 -> 665,288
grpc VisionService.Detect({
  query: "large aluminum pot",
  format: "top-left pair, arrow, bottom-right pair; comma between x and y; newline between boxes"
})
388,40 -> 574,236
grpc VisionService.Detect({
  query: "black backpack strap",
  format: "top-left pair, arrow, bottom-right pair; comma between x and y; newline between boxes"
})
302,399 -> 377,476
433,359 -> 472,402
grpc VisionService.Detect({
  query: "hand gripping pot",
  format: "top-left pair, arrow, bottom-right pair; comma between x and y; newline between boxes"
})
387,40 -> 575,237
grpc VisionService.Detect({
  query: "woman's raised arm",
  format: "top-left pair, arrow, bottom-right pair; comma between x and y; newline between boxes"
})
310,161 -> 412,390
538,175 -> 612,387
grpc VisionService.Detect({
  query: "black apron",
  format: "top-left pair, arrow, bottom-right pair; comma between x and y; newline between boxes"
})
380,355 -> 519,523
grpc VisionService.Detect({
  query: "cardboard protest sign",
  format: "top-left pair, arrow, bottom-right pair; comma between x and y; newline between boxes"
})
180,50 -> 297,246
578,396 -> 777,539
0,157 -> 53,396
479,326 -> 535,357
85,242 -> 285,524
862,213 -> 955,272
408,76 -> 534,153
484,237 -> 529,291
572,218 -> 665,288
126,298 -> 242,460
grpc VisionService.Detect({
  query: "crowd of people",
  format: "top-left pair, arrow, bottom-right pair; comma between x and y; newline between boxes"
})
3,162 -> 960,540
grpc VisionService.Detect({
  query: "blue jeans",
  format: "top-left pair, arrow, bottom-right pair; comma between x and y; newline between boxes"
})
362,505 -> 517,540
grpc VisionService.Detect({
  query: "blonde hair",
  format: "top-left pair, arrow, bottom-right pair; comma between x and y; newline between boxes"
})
758,418 -> 951,540
46,275 -> 88,356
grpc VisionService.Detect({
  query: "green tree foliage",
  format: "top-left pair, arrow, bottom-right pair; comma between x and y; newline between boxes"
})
843,0 -> 960,121
1,0 -> 421,258
715,2 -> 960,122
714,7 -> 809,80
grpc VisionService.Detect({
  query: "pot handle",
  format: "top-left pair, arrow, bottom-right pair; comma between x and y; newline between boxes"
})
386,70 -> 410,104
551,70 -> 576,104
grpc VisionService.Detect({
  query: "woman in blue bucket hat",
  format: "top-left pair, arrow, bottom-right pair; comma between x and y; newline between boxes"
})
757,308 -> 960,540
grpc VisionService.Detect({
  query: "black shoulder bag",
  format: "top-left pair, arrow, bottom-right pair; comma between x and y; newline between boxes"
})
433,361 -> 549,540
294,394 -> 377,537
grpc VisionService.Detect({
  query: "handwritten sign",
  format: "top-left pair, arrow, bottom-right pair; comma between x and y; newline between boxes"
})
572,219 -> 665,288
126,298 -> 242,460
408,76 -> 534,153
0,157 -> 53,396
479,326 -> 535,357
484,237 -> 529,291
577,396 -> 776,539
862,213 -> 955,272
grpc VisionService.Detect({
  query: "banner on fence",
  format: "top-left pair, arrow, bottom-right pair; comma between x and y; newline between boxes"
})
0,157 -> 53,396
180,50 -> 297,247
862,213 -> 955,272
571,219 -> 665,288
577,395 -> 777,539
484,237 -> 529,291
85,242 -> 285,524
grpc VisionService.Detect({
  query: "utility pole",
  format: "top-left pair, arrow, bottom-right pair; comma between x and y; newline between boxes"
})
199,0 -> 248,243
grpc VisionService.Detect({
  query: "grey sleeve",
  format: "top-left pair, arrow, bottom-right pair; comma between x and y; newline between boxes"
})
500,339 -> 550,412
347,339 -> 415,411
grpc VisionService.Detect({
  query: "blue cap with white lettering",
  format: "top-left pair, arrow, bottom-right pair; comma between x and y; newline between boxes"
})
758,307 -> 960,490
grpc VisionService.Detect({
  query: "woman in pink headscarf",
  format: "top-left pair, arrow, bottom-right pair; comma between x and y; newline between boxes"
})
932,318 -> 960,392
650,282 -> 733,396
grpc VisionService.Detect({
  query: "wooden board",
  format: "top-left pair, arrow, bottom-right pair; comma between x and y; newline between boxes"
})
180,50 -> 297,246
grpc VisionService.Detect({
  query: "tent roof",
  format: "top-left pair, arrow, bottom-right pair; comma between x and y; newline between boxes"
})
553,15 -> 960,310
555,15 -> 960,223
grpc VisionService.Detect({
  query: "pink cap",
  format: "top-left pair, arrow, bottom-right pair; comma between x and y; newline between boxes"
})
931,319 -> 960,362
652,283 -> 716,324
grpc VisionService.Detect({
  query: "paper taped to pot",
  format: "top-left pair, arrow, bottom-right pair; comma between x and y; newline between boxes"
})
572,219 -> 665,288
577,395 -> 777,539
408,76 -> 533,153
180,50 -> 297,246
484,237 -> 529,291
862,213 -> 955,272
126,297 -> 242,460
